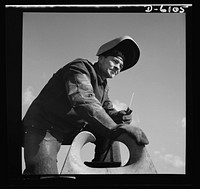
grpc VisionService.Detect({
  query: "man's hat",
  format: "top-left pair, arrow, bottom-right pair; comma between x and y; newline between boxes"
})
96,36 -> 140,71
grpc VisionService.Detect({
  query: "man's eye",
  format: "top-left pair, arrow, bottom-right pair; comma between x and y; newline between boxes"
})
117,62 -> 123,70
112,59 -> 123,70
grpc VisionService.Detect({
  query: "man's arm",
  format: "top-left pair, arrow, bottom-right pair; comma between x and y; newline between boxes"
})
64,60 -> 118,137
103,98 -> 119,120
64,60 -> 148,146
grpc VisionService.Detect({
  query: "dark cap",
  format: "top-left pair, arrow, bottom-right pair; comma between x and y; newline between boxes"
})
96,36 -> 140,71
100,49 -> 125,62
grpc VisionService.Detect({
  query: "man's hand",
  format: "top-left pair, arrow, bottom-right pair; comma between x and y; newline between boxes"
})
111,124 -> 149,146
117,108 -> 133,124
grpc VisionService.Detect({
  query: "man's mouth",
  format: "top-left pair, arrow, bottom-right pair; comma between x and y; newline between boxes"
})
110,69 -> 118,75
110,70 -> 116,75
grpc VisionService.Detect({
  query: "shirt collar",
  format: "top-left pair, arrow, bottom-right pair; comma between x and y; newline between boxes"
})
93,62 -> 107,85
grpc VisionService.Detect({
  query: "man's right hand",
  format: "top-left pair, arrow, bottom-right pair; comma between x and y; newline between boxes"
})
111,124 -> 149,146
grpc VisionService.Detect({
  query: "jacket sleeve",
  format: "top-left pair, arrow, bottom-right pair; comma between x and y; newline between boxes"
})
64,61 -> 118,137
103,98 -> 118,119
103,90 -> 125,124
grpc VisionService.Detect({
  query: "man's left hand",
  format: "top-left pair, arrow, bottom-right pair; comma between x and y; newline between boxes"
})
117,108 -> 133,124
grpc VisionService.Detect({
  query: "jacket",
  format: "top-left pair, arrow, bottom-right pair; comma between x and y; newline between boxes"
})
23,58 -> 120,144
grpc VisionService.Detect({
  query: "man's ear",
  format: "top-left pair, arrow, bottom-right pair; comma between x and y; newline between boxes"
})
98,55 -> 105,64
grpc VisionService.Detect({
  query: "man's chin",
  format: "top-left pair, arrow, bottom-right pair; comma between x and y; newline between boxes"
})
108,73 -> 116,78
108,71 -> 116,78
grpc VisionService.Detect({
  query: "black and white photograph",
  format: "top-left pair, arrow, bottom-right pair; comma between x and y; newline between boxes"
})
6,4 -> 193,187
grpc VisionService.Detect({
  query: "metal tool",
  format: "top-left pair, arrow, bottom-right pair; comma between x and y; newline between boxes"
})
126,92 -> 134,114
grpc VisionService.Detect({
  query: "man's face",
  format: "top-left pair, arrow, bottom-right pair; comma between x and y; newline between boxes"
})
98,56 -> 124,79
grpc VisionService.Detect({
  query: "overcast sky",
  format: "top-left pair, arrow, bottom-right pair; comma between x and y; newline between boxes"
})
22,12 -> 186,174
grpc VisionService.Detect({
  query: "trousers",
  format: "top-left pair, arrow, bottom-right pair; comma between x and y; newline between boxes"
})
23,124 -> 110,174
23,125 -> 62,174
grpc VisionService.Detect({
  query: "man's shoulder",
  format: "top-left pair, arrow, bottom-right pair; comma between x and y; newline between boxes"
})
70,58 -> 93,66
69,58 -> 96,73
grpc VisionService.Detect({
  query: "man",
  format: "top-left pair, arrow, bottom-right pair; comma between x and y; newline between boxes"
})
22,36 -> 149,174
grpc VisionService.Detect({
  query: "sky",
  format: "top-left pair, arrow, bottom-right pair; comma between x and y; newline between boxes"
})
22,12 -> 186,174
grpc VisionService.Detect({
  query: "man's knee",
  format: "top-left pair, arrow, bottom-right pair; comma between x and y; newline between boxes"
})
23,129 -> 60,174
24,156 -> 58,174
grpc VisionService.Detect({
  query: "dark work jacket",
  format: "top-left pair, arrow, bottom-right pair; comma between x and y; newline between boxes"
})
23,59 -> 119,144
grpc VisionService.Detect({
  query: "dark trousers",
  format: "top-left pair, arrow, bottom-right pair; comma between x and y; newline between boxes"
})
83,125 -> 111,162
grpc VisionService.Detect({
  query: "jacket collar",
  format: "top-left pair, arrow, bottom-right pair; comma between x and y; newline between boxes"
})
93,63 -> 107,85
